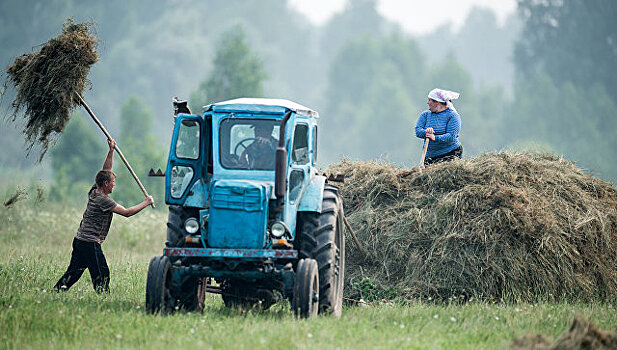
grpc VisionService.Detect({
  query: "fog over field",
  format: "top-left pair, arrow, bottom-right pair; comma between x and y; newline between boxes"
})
1,0 -> 615,191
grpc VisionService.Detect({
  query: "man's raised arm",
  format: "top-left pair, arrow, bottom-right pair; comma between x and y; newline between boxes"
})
102,139 -> 116,171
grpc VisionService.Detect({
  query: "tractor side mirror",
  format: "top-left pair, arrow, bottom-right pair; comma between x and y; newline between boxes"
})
173,96 -> 191,116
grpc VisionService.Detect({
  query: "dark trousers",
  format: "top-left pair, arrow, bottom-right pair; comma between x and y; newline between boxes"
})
425,145 -> 463,166
54,238 -> 110,293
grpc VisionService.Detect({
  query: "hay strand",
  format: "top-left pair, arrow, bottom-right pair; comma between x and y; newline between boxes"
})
3,187 -> 28,207
4,19 -> 98,160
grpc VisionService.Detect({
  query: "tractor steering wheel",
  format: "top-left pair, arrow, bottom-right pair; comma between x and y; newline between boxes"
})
234,137 -> 257,157
234,137 -> 276,169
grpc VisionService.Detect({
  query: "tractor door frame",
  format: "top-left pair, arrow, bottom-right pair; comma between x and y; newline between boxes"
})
165,114 -> 205,204
283,118 -> 312,232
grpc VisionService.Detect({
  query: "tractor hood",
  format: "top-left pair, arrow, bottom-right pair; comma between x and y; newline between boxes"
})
207,179 -> 273,249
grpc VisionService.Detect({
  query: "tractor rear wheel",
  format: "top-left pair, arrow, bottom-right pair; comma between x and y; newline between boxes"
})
297,184 -> 345,316
292,258 -> 319,318
145,256 -> 173,314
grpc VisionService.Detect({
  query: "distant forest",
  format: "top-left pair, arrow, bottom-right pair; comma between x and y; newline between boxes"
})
2,0 -> 616,188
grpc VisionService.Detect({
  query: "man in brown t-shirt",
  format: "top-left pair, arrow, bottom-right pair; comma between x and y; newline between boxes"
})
54,139 -> 154,293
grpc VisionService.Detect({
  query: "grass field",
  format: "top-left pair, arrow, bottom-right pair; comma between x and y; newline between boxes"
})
1,200 -> 616,349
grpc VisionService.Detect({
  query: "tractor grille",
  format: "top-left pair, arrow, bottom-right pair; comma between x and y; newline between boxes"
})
207,180 -> 269,249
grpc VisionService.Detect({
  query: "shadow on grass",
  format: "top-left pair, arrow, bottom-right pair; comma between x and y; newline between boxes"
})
208,300 -> 293,320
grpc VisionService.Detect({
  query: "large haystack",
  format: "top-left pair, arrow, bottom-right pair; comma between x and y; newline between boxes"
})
330,152 -> 617,302
4,19 -> 98,160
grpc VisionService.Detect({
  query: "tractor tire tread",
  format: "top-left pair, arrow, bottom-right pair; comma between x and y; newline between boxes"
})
295,184 -> 345,317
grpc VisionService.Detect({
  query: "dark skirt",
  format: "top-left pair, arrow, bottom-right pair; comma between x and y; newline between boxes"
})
425,145 -> 463,166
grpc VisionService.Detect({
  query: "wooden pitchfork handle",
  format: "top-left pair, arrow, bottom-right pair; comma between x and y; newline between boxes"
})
419,137 -> 430,169
343,216 -> 368,258
77,94 -> 155,208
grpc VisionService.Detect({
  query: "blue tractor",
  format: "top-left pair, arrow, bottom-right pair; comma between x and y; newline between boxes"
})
145,98 -> 345,318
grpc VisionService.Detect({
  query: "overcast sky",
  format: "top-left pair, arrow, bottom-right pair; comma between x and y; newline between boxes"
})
288,0 -> 517,35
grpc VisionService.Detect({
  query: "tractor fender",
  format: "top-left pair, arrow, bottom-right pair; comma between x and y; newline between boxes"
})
298,175 -> 326,213
184,179 -> 208,208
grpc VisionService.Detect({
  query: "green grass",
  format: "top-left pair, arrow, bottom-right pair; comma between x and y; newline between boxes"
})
1,202 -> 616,349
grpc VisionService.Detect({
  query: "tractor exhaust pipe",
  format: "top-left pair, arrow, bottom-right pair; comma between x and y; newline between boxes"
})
275,111 -> 292,212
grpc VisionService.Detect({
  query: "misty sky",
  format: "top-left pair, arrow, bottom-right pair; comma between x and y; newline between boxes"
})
288,0 -> 517,34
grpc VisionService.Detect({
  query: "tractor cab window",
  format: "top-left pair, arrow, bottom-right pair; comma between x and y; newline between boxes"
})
170,165 -> 194,198
220,118 -> 280,170
175,119 -> 200,159
288,170 -> 304,203
291,124 -> 309,165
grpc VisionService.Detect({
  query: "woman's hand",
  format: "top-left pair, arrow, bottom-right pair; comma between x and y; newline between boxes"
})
425,128 -> 435,141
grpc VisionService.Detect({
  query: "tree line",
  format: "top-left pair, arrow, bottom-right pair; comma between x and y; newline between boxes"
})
1,0 -> 615,205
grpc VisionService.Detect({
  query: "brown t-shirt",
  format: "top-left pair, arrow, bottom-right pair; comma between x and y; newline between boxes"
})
75,185 -> 117,244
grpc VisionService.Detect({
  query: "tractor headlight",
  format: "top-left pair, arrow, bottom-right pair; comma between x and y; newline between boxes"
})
270,221 -> 288,238
184,218 -> 199,234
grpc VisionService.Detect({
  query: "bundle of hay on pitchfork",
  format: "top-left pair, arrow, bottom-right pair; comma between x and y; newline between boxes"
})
3,19 -> 152,205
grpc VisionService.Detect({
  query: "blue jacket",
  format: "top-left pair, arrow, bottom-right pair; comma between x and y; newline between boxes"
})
414,108 -> 461,158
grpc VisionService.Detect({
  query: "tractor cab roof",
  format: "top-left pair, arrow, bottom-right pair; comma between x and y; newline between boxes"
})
204,98 -> 319,119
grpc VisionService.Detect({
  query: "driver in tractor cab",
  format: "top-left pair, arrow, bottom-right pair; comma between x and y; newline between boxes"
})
240,122 -> 278,169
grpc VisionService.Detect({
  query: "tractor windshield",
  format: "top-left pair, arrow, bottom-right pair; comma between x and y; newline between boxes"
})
219,118 -> 280,170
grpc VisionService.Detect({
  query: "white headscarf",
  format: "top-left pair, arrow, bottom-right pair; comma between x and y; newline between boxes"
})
428,88 -> 460,112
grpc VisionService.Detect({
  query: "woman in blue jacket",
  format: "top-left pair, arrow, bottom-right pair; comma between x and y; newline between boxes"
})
415,88 -> 462,165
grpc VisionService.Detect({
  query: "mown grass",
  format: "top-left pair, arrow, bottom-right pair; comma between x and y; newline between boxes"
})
1,200 -> 616,349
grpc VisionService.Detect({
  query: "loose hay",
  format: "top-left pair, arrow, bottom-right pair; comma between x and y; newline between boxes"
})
331,152 -> 617,302
509,316 -> 617,350
4,19 -> 98,160
3,187 -> 28,207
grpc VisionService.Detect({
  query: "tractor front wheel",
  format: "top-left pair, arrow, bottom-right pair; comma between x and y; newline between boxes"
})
145,256 -> 173,314
292,258 -> 319,318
